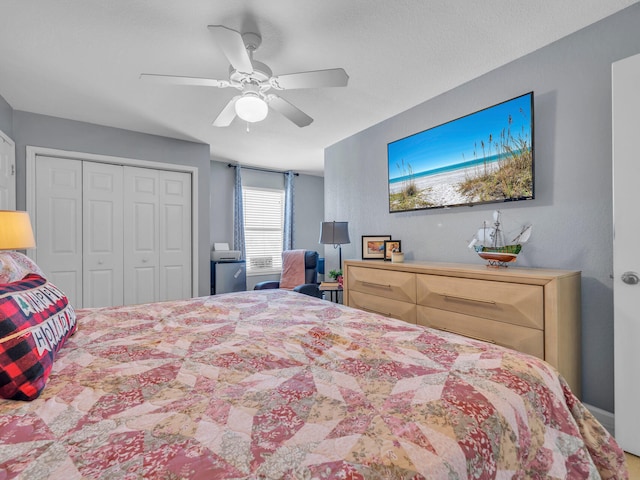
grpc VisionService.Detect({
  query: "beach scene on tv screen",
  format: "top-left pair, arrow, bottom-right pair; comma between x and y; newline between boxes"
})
388,93 -> 533,212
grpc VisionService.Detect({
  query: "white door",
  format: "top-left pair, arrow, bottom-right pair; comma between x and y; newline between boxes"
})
83,162 -> 124,307
0,132 -> 15,209
33,155 -> 193,307
159,170 -> 192,301
35,156 -> 83,307
124,166 -> 160,305
612,52 -> 640,455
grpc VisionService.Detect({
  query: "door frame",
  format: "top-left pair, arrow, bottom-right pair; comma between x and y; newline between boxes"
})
25,146 -> 199,297
0,128 -> 16,209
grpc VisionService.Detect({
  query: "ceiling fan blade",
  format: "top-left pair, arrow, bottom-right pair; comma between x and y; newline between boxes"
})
267,95 -> 313,127
213,96 -> 240,127
140,73 -> 230,88
208,25 -> 253,74
270,68 -> 349,90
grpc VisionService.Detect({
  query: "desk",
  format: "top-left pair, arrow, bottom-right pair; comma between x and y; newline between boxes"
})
319,283 -> 343,303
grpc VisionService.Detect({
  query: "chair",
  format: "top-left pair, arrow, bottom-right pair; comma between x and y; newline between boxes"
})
254,250 -> 321,298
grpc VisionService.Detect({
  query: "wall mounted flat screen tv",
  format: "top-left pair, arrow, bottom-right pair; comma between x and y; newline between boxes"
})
388,92 -> 534,212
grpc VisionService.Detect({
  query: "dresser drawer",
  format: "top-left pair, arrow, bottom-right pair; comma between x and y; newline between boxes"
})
416,274 -> 543,329
347,266 -> 416,303
417,306 -> 544,359
349,290 -> 416,324
343,260 -> 581,396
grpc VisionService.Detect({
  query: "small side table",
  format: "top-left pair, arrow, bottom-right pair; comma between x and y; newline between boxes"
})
319,283 -> 343,303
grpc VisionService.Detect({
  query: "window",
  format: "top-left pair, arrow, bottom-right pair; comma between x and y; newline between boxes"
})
243,186 -> 284,275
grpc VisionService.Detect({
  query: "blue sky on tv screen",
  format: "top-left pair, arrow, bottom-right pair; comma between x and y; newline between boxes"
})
388,93 -> 532,181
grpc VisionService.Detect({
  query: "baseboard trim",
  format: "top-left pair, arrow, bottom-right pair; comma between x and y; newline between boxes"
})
584,403 -> 615,436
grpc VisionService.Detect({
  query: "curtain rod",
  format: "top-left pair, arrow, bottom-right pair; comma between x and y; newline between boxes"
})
227,163 -> 299,176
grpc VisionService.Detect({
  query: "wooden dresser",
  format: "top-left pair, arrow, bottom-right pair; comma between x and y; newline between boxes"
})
343,260 -> 581,396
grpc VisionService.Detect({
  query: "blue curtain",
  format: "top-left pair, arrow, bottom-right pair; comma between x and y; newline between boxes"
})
233,166 -> 246,259
283,171 -> 294,251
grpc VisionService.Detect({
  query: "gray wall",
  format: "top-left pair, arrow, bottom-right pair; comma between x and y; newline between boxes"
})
325,4 -> 640,413
210,159 -> 324,290
210,160 -> 235,247
0,94 -> 12,138
291,173 -> 325,251
12,111 -> 211,297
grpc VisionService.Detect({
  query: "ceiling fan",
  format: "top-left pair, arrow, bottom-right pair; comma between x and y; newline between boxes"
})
140,25 -> 349,128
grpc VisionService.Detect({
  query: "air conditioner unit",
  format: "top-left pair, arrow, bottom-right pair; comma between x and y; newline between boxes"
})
249,256 -> 273,269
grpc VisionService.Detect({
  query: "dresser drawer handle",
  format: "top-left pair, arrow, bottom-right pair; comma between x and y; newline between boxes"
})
362,281 -> 392,289
361,306 -> 392,317
438,326 -> 497,345
443,294 -> 496,305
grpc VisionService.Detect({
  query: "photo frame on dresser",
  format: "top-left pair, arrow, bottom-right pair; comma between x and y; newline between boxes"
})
383,240 -> 402,261
362,235 -> 392,260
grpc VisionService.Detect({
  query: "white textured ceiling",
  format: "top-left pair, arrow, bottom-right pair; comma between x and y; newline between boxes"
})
0,0 -> 636,175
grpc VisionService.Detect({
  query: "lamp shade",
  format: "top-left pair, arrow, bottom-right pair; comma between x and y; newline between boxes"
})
0,210 -> 36,250
235,93 -> 269,123
319,221 -> 350,245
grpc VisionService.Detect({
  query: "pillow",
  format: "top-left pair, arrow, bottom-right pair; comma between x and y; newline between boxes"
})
0,251 -> 45,284
0,274 -> 76,401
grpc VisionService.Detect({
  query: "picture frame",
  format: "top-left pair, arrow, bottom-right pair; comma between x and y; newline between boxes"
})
361,235 -> 392,260
383,240 -> 402,261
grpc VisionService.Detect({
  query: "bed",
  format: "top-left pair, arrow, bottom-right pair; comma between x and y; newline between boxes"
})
0,287 -> 628,479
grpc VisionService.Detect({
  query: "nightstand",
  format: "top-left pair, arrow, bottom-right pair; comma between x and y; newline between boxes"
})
319,283 -> 342,303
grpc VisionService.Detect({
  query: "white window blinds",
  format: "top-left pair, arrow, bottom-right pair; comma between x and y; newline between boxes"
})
243,187 -> 284,274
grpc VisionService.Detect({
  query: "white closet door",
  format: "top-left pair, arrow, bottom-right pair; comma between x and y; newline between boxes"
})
35,156 -> 83,307
33,154 -> 193,307
83,162 -> 124,307
124,166 -> 160,305
159,170 -> 192,301
0,133 -> 15,209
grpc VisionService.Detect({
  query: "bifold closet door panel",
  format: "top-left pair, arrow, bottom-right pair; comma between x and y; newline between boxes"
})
34,157 -> 193,308
159,170 -> 191,301
35,156 -> 83,308
124,166 -> 160,305
83,162 -> 124,308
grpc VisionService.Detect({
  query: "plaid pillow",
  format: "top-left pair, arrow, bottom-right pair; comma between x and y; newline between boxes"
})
0,274 -> 76,401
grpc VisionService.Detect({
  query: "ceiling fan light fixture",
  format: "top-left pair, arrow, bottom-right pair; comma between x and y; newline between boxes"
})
142,25 -> 348,128
235,92 -> 268,123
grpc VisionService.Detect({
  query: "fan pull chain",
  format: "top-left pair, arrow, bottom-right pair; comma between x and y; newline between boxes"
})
246,122 -> 250,133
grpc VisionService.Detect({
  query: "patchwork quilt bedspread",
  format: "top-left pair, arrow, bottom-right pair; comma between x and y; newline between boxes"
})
0,290 -> 627,479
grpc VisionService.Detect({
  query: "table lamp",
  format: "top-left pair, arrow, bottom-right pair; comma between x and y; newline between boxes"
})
0,210 -> 36,251
319,221 -> 350,269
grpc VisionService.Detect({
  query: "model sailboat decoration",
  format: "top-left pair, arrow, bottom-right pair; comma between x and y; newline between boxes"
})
468,210 -> 532,267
